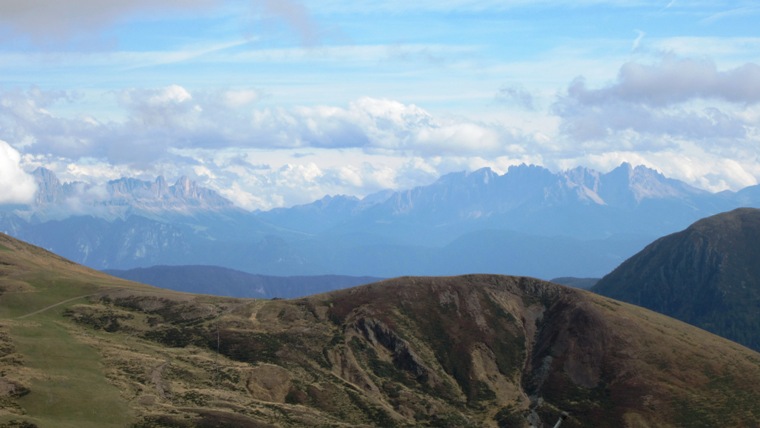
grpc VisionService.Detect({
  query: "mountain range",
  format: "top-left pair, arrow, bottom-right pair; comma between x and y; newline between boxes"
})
2,163 -> 758,280
2,232 -> 760,427
104,265 -> 380,299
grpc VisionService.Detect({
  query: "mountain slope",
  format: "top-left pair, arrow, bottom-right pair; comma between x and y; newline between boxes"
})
2,233 -> 760,427
593,208 -> 760,351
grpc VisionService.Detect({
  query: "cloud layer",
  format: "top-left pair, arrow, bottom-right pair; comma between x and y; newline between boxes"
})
0,140 -> 36,204
1,86 -> 531,164
563,57 -> 760,107
4,53 -> 760,209
554,58 -> 760,145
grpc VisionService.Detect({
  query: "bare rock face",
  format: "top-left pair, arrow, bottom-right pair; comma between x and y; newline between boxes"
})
247,364 -> 292,403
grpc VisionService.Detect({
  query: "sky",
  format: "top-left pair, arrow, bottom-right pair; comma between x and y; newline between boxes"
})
1,1 -> 760,209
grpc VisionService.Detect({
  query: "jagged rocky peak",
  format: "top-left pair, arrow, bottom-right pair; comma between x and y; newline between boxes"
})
466,167 -> 497,184
171,176 -> 197,198
563,165 -> 601,189
169,176 -> 232,208
314,194 -> 360,208
504,163 -> 554,179
26,168 -> 234,214
560,166 -> 605,204
154,175 -> 169,196
597,162 -> 704,204
32,167 -> 63,204
108,177 -> 154,197
359,189 -> 395,207
602,162 -> 660,186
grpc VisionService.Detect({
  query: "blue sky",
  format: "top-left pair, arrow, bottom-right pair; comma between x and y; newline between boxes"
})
1,1 -> 760,208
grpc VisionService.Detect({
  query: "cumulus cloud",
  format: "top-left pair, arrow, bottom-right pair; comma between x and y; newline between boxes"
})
564,57 -> 760,107
555,94 -> 747,143
553,57 -> 760,144
1,86 -> 532,166
120,85 -> 199,129
0,140 -> 37,204
0,87 -> 107,158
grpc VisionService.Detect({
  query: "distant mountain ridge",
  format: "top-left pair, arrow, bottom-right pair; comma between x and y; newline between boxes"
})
256,162 -> 728,243
593,208 -> 760,351
105,265 -> 381,299
25,162 -> 720,226
1,163 -> 759,279
30,167 -> 233,219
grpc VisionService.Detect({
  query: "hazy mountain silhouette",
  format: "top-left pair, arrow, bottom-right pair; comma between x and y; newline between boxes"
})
593,208 -> 760,351
105,265 -> 380,299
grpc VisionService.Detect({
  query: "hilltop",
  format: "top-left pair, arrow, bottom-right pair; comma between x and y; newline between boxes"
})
593,207 -> 760,351
1,233 -> 760,427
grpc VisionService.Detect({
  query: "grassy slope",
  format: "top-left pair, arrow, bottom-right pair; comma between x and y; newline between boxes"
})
1,233 -> 760,427
0,234 -> 153,427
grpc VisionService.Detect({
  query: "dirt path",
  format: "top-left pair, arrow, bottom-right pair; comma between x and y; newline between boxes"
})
16,293 -> 99,319
151,361 -> 171,400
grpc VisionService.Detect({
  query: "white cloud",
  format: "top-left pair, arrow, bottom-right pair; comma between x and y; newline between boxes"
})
218,181 -> 269,210
553,58 -> 760,145
6,88 -> 517,162
222,89 -> 261,108
562,57 -> 760,107
0,140 -> 37,204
